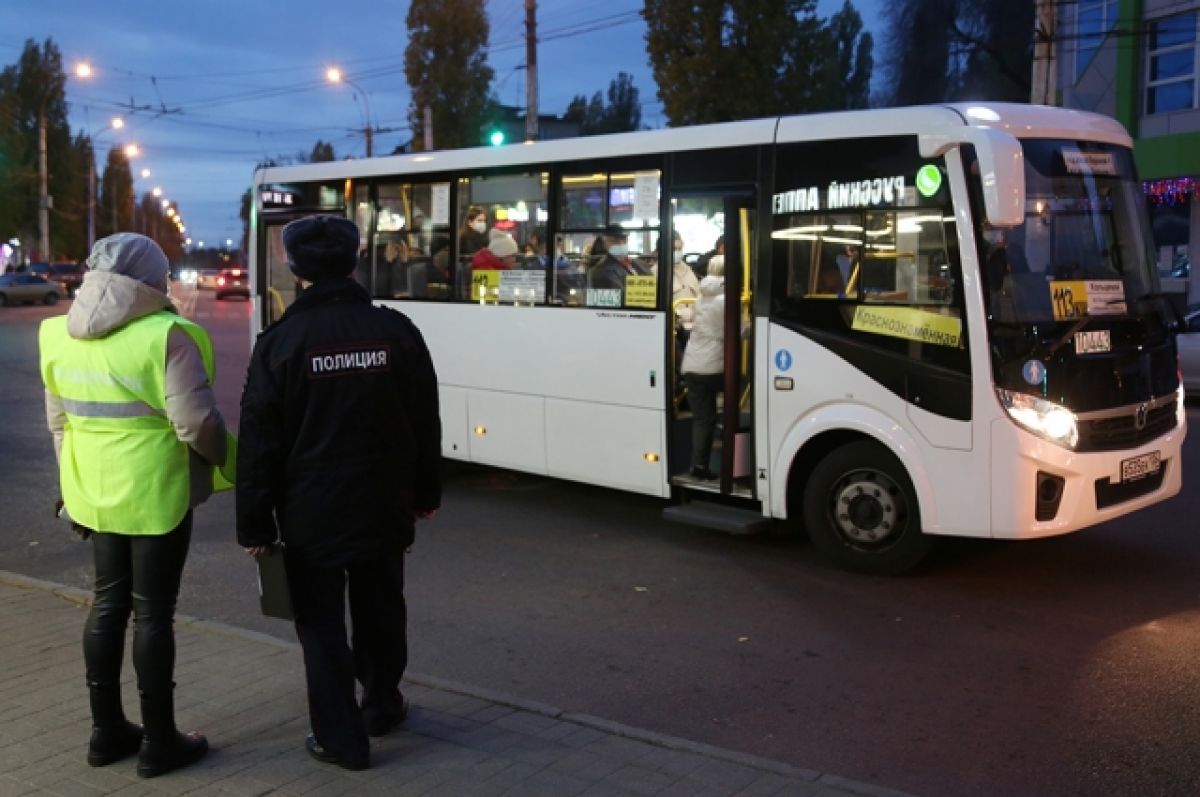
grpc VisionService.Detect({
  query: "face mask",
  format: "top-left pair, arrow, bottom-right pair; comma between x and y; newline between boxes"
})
471,220 -> 486,234
609,244 -> 628,256
673,252 -> 683,264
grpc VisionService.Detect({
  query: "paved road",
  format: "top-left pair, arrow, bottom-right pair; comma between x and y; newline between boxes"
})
3,290 -> 1199,797
2,574 -> 896,797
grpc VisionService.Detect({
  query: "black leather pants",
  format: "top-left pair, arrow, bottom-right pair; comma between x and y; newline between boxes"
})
83,512 -> 192,698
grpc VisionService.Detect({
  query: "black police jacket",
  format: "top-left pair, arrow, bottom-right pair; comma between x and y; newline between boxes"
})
236,278 -> 441,565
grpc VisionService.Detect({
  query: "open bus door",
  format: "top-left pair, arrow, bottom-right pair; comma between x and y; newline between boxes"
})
256,211 -> 358,329
666,191 -> 757,506
257,215 -> 306,328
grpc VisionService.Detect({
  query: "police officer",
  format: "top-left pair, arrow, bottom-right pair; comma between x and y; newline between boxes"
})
236,215 -> 441,771
39,233 -> 227,777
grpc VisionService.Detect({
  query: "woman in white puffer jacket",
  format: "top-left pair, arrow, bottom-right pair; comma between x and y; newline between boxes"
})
680,256 -> 725,479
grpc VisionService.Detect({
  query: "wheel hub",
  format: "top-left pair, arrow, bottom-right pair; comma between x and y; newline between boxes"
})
833,473 -> 900,546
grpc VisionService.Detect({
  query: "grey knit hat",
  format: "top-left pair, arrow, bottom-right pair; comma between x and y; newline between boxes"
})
87,233 -> 170,292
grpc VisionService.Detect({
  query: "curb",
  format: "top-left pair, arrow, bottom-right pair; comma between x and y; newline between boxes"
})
1,569 -> 916,797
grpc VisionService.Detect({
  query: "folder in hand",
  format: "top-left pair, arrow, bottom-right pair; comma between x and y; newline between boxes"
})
256,545 -> 294,621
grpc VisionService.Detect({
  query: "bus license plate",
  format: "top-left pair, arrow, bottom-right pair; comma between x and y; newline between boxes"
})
1074,329 -> 1111,354
1120,451 -> 1161,483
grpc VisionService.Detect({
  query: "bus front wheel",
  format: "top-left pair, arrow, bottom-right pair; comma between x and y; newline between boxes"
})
802,441 -> 932,574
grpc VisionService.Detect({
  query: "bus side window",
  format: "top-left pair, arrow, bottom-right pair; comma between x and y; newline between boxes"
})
456,173 -> 550,305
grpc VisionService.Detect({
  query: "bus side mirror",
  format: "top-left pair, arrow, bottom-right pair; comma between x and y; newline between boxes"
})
920,127 -> 1025,228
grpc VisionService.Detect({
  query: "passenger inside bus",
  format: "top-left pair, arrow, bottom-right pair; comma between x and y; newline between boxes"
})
681,256 -> 726,480
381,238 -> 408,297
472,234 -> 518,270
815,257 -> 847,296
523,231 -> 548,268
428,235 -> 451,284
586,229 -> 633,306
458,205 -> 489,255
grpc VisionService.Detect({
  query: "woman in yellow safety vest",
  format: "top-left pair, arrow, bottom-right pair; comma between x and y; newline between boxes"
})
39,233 -> 230,779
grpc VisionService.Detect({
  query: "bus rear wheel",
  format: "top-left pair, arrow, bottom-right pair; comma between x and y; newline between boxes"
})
802,441 -> 931,574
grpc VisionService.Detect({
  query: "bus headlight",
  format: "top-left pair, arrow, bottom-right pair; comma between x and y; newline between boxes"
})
996,388 -> 1079,449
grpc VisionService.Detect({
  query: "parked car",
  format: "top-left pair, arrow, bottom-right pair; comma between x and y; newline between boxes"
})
0,273 -> 64,306
196,269 -> 220,289
49,262 -> 85,296
215,266 -> 249,300
1180,304 -> 1200,397
28,262 -> 86,297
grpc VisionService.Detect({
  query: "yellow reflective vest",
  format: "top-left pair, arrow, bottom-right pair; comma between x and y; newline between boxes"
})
39,311 -> 224,534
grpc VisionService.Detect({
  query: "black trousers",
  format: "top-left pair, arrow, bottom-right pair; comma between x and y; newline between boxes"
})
84,512 -> 193,697
285,546 -> 407,765
684,372 -> 724,471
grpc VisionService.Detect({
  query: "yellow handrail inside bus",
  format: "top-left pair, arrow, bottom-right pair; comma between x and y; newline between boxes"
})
740,209 -> 751,378
739,208 -> 753,411
268,286 -> 284,322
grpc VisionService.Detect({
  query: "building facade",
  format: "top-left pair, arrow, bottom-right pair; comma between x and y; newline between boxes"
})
1058,0 -> 1200,306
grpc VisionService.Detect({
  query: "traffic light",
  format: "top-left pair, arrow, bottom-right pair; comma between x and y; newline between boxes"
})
488,128 -> 505,147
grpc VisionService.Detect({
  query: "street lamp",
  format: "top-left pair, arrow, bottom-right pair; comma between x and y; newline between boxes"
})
325,67 -> 375,157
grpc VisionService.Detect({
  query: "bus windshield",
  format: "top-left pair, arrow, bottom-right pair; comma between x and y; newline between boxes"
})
979,140 -> 1159,326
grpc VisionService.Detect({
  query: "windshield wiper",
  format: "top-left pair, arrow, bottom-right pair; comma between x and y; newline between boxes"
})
1040,315 -> 1096,358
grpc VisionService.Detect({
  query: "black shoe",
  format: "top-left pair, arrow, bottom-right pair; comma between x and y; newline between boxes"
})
136,731 -> 208,778
305,734 -> 368,771
364,696 -> 410,738
87,721 -> 143,766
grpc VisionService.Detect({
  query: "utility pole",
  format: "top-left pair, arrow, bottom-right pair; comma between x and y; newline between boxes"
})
424,106 -> 434,151
37,110 -> 51,260
525,0 -> 538,142
1031,0 -> 1056,105
86,142 -> 96,253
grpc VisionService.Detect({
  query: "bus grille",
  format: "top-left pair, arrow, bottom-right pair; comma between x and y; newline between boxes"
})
1095,462 -> 1168,509
1076,403 -> 1177,452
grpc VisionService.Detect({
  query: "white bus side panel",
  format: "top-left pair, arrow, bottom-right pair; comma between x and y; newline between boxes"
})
392,302 -> 669,497
468,392 -> 548,474
765,323 -> 994,537
440,386 -> 470,458
546,398 -> 668,495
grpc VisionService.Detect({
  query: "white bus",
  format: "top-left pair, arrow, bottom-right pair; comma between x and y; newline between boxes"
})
249,103 -> 1187,573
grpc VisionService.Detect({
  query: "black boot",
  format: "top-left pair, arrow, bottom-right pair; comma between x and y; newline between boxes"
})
136,687 -> 208,779
86,681 -> 143,766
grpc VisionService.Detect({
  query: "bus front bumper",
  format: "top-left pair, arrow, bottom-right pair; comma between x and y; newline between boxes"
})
987,406 -> 1186,540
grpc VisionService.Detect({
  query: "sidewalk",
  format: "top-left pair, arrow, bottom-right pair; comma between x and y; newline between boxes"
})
0,572 -> 916,797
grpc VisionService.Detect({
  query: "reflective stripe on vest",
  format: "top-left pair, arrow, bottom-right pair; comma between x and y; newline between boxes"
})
39,311 -> 216,534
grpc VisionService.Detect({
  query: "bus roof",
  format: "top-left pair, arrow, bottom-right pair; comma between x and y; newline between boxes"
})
254,102 -> 1131,186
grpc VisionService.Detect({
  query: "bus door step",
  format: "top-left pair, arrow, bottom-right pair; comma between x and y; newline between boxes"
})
662,502 -> 770,536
